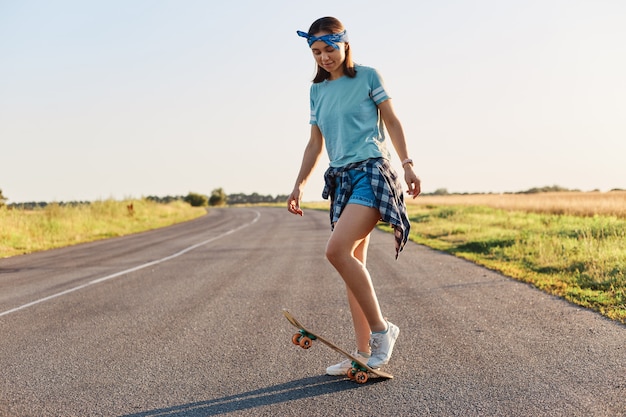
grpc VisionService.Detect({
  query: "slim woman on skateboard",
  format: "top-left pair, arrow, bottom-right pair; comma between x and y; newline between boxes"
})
287,16 -> 421,374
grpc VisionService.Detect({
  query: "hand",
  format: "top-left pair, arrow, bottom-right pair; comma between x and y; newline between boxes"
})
404,166 -> 421,199
287,188 -> 304,216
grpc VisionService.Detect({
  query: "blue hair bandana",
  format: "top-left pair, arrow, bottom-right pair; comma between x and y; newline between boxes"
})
296,30 -> 348,50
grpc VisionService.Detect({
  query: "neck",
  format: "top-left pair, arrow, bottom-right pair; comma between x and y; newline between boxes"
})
328,69 -> 343,81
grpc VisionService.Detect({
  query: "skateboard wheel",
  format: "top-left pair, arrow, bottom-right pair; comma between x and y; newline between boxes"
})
346,368 -> 357,380
299,336 -> 312,349
291,333 -> 302,345
354,371 -> 368,384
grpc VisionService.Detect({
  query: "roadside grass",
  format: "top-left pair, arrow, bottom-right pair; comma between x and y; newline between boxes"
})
0,199 -> 206,258
379,197 -> 626,324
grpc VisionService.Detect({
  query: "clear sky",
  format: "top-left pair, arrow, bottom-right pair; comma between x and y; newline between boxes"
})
1,0 -> 625,203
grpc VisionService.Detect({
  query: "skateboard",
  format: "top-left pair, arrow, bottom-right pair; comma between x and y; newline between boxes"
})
282,309 -> 393,384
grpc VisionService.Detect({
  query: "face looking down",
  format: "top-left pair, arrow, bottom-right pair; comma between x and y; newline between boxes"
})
310,32 -> 348,79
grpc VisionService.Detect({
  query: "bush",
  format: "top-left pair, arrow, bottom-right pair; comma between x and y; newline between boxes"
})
184,192 -> 208,207
209,188 -> 227,206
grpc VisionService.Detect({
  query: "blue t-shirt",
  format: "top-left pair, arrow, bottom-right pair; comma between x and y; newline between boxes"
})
309,65 -> 391,167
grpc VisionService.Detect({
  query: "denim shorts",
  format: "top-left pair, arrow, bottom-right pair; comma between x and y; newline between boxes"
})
335,169 -> 377,209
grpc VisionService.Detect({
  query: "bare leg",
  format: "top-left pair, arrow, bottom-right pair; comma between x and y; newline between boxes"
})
346,289 -> 370,353
326,204 -> 387,336
346,234 -> 372,353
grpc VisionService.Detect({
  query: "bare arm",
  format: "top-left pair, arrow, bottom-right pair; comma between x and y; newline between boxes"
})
378,99 -> 421,198
287,125 -> 325,216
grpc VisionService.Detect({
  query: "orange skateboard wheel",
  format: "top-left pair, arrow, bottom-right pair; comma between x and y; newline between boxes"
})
299,336 -> 312,349
354,371 -> 368,384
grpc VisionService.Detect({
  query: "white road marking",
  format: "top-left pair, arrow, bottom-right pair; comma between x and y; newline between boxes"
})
0,210 -> 261,318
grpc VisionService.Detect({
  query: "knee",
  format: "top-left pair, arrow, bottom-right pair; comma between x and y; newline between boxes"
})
325,241 -> 343,267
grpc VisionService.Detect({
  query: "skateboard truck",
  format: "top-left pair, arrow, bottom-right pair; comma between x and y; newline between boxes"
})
291,329 -> 317,349
347,361 -> 370,383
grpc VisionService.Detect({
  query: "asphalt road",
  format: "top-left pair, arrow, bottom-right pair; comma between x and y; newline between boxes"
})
0,207 -> 624,417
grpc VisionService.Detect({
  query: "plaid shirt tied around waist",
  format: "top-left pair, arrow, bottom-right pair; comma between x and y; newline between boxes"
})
322,158 -> 410,259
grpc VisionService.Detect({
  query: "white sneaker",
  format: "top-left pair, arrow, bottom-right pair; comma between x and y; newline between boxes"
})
326,352 -> 369,376
368,321 -> 400,368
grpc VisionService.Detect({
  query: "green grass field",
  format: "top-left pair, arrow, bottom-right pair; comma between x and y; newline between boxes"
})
378,203 -> 625,324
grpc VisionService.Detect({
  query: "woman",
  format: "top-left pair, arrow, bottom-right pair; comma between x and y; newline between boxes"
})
287,16 -> 420,374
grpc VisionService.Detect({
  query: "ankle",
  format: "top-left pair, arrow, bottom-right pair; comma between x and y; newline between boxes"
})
371,321 -> 388,334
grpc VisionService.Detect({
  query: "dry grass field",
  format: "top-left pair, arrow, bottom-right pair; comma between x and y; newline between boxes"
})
408,191 -> 626,218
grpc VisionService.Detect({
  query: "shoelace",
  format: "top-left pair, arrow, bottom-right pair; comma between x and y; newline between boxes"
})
370,336 -> 381,351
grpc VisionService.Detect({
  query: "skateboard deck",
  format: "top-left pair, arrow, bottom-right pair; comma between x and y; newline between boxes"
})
283,309 -> 393,383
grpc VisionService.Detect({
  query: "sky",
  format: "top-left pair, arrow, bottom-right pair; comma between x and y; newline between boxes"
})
1,0 -> 625,203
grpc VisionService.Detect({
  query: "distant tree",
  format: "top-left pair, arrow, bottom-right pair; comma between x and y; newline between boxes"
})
226,193 -> 246,205
145,195 -> 183,204
0,189 -> 6,207
518,185 -> 575,194
184,192 -> 208,207
208,188 -> 227,206
226,192 -> 287,204
432,188 -> 449,196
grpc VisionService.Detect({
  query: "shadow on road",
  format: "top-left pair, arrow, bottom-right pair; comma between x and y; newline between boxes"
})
119,375 -> 378,416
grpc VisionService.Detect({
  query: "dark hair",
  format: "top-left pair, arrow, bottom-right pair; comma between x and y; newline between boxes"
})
307,17 -> 356,83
